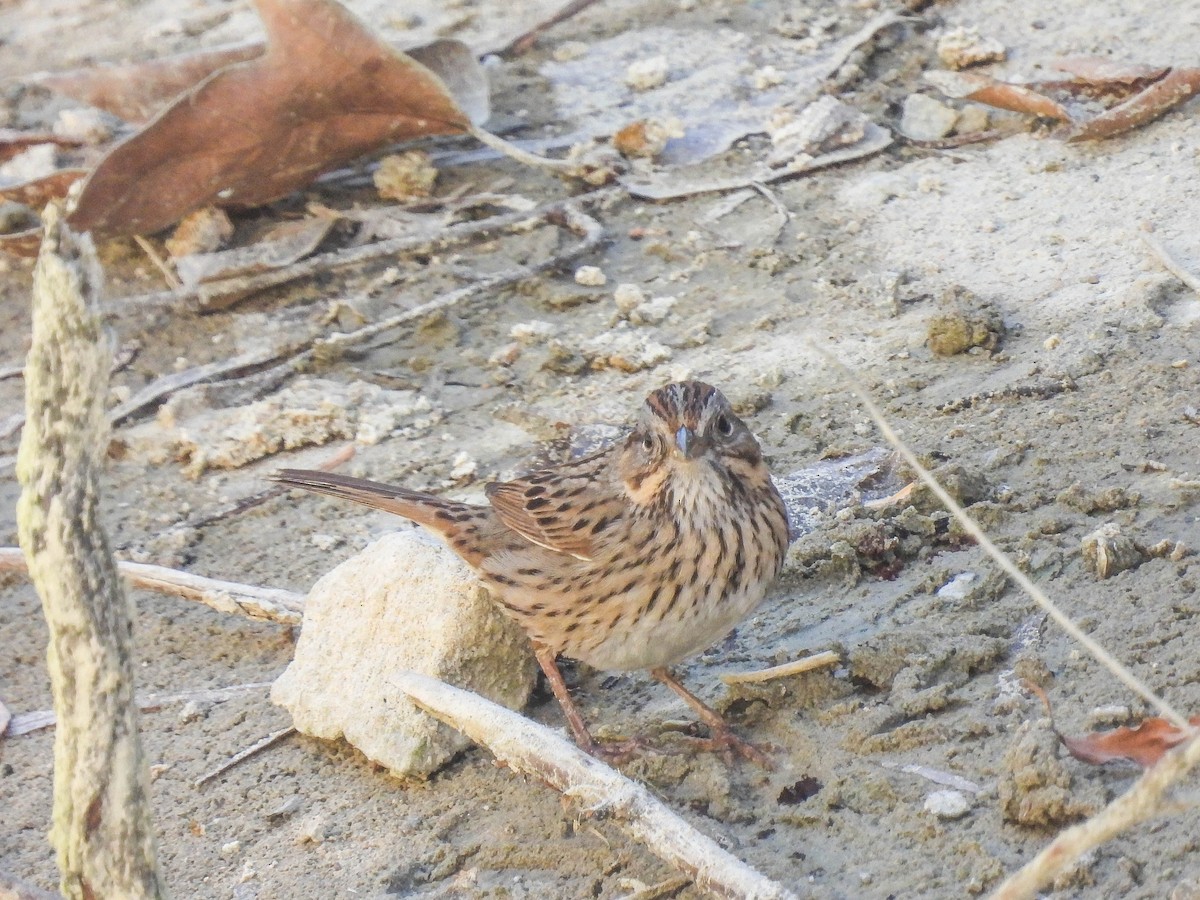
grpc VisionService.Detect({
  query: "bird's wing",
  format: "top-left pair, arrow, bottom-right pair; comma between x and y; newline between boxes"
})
484,473 -> 598,561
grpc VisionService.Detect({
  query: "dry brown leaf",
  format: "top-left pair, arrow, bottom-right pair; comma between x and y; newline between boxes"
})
924,70 -> 1073,121
1068,67 -> 1200,142
1061,717 -> 1200,768
0,229 -> 44,257
0,169 -> 89,207
67,0 -> 486,238
0,129 -> 83,163
1052,57 -> 1169,87
1025,680 -> 1199,769
33,44 -> 263,124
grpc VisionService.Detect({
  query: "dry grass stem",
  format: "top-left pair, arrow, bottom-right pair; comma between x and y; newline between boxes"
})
821,348 -> 1191,730
194,726 -> 297,788
818,347 -> 1199,898
720,650 -> 840,685
395,671 -> 799,900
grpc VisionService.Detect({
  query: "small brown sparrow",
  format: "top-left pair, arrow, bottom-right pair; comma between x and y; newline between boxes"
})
272,381 -> 789,765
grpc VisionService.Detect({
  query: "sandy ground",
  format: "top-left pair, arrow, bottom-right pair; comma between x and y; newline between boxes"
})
3,0 -> 1200,897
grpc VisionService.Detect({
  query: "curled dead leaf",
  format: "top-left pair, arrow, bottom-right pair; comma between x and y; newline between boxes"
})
1068,67 -> 1200,142
66,0 -> 487,238
0,169 -> 89,207
924,70 -> 1073,121
1061,717 -> 1200,768
1025,680 -> 1199,769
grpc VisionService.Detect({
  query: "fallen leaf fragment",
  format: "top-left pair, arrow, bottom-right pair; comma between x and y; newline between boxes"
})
1026,680 -> 1200,769
1061,716 -> 1200,768
924,70 -> 1073,121
1067,67 -> 1200,142
67,0 -> 486,238
0,169 -> 89,207
175,214 -> 338,297
0,129 -> 83,163
33,44 -> 264,124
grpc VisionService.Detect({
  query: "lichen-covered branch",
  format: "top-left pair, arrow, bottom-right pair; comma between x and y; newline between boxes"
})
16,205 -> 167,900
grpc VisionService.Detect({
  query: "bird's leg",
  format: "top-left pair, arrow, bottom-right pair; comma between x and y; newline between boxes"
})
650,667 -> 774,769
532,644 -> 648,765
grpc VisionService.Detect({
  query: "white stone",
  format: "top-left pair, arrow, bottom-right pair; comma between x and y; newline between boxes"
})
574,265 -> 607,286
271,531 -> 537,778
924,789 -> 971,819
900,94 -> 959,141
624,56 -> 669,91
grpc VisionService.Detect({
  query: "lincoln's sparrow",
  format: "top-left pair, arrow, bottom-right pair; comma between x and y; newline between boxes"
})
272,381 -> 789,765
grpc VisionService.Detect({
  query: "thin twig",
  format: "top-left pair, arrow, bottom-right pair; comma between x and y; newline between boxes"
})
395,671 -> 799,900
466,123 -> 581,174
0,364 -> 22,381
118,203 -> 558,312
990,733 -> 1200,899
720,650 -> 840,685
133,235 -> 181,291
194,726 -> 296,787
7,683 -> 273,737
1142,232 -> 1200,297
0,547 -> 305,625
498,0 -> 605,56
816,346 -> 1192,731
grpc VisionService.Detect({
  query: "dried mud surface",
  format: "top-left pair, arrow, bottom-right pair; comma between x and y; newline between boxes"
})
3,0 -> 1200,897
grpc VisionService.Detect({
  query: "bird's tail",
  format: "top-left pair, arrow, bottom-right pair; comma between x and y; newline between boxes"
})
270,469 -> 476,532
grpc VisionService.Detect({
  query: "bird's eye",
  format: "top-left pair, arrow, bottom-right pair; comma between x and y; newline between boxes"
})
715,414 -> 733,436
641,433 -> 655,451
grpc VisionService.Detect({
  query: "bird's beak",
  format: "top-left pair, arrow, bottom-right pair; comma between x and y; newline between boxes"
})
674,425 -> 701,459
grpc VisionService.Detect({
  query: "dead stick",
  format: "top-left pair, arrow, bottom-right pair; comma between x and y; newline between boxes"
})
16,204 -> 167,899
499,0 -> 605,56
394,671 -> 799,900
0,547 -> 304,626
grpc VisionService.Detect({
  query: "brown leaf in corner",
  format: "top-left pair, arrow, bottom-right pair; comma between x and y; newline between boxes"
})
67,0 -> 486,238
1060,716 -> 1200,769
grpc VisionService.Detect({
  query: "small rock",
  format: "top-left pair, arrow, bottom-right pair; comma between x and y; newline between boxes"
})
53,107 -> 114,144
936,572 -> 977,600
624,56 -> 669,91
488,342 -> 522,367
627,294 -> 677,326
295,815 -> 328,845
613,283 -> 646,313
613,117 -> 683,159
1081,523 -> 1145,579
177,700 -> 210,724
510,320 -> 557,343
924,789 -> 971,819
752,65 -> 784,90
954,104 -> 991,135
937,27 -> 1006,70
373,150 -> 437,200
265,795 -> 303,820
271,531 -> 537,778
574,265 -> 607,286
900,93 -> 959,141
166,207 -> 234,258
447,451 -> 477,482
581,330 -> 672,373
220,841 -> 241,857
927,296 -> 1004,356
310,533 -> 342,552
